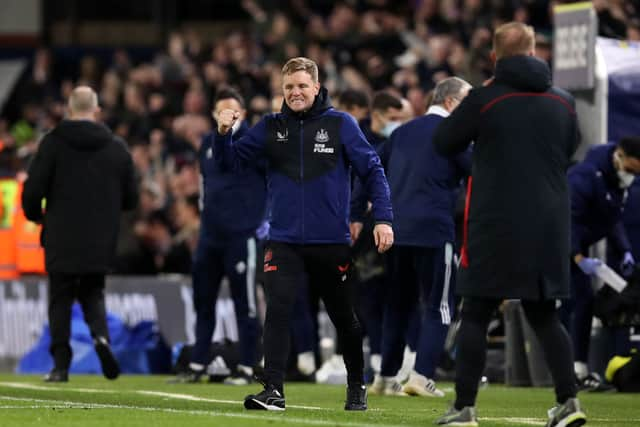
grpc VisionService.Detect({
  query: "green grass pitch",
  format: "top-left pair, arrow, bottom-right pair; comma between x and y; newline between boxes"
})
0,374 -> 638,426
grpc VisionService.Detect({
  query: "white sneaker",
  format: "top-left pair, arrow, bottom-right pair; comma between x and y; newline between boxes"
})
369,374 -> 408,396
315,354 -> 347,384
297,351 -> 316,376
396,347 -> 416,384
402,371 -> 445,397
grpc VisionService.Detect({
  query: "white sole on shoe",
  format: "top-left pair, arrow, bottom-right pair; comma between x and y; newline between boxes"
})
244,398 -> 285,411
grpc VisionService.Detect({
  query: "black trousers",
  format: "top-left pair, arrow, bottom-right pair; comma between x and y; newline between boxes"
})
262,242 -> 363,391
454,297 -> 577,409
48,272 -> 110,370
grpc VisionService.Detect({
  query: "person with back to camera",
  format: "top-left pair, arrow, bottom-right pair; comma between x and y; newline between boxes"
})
22,86 -> 138,382
432,22 -> 586,427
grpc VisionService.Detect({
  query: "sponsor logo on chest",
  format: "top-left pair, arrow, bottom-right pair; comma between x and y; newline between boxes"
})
313,129 -> 333,153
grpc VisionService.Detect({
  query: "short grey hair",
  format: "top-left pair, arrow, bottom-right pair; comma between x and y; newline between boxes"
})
431,77 -> 472,106
68,86 -> 98,113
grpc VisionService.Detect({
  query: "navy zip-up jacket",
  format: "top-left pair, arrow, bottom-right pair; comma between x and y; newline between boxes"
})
199,121 -> 267,242
215,87 -> 392,244
568,143 -> 631,256
382,108 -> 471,247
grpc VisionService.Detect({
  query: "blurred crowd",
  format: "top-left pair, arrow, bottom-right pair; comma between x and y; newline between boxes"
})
1,0 -> 639,274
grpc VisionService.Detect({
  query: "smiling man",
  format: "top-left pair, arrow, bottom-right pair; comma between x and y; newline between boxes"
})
214,57 -> 393,412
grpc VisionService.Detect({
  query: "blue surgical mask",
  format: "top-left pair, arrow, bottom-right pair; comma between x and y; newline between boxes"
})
381,121 -> 401,138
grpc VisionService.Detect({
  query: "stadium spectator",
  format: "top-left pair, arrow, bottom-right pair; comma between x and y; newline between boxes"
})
215,57 -> 393,411
565,136 -> 640,390
432,22 -> 585,426
170,87 -> 267,385
371,77 -> 471,398
21,86 -> 138,382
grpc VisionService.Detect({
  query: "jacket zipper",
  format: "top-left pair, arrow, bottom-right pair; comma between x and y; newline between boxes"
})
300,120 -> 304,243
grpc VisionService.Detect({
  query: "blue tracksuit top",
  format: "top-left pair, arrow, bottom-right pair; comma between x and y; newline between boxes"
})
568,143 -> 631,256
381,111 -> 471,247
214,87 -> 392,245
199,121 -> 267,242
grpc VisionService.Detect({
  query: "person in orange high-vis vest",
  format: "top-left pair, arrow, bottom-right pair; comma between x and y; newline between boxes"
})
0,178 -> 19,280
14,181 -> 46,274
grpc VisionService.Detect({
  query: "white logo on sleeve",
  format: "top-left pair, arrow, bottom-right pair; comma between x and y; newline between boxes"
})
206,147 -> 213,158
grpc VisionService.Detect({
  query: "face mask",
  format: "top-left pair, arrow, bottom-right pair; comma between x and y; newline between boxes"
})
381,121 -> 401,138
618,169 -> 635,188
614,151 -> 635,188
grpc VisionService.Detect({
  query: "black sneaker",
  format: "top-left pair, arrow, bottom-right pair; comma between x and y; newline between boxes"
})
578,372 -> 615,392
244,384 -> 285,411
94,336 -> 120,380
546,397 -> 587,427
344,383 -> 367,411
44,368 -> 68,383
167,366 -> 206,384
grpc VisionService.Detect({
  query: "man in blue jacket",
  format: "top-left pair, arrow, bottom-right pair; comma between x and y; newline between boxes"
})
566,136 -> 640,389
216,57 -> 394,411
370,77 -> 472,398
171,87 -> 267,385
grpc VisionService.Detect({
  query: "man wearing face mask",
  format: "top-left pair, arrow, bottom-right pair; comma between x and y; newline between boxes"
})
170,87 -> 267,386
343,91 -> 403,384
565,136 -> 640,391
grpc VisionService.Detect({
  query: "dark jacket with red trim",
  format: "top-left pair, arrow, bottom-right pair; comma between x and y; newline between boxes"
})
433,55 -> 579,300
215,87 -> 392,245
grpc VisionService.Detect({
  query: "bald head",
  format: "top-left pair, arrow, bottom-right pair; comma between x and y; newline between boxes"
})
68,86 -> 99,119
493,22 -> 535,60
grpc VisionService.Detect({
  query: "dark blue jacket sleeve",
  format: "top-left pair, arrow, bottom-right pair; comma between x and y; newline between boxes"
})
341,114 -> 393,224
350,176 -> 367,223
350,139 -> 391,223
608,221 -> 632,254
569,168 -> 592,256
214,118 -> 267,171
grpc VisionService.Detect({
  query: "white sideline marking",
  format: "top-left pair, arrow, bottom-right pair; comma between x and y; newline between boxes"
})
0,382 -> 324,410
138,390 -> 325,410
481,417 -> 544,426
0,395 -> 392,427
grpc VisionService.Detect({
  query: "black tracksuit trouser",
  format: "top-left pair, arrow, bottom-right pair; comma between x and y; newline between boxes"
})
455,297 -> 577,409
48,272 -> 110,370
262,241 -> 363,392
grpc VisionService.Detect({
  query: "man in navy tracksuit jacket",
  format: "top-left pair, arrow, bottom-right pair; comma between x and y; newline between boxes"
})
175,88 -> 268,384
371,77 -> 472,398
565,138 -> 640,387
215,57 -> 393,411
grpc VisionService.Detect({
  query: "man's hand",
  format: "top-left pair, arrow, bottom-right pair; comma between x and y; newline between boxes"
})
373,223 -> 393,253
217,109 -> 240,135
349,222 -> 363,244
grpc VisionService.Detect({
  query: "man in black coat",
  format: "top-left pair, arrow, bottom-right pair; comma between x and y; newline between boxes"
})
22,86 -> 138,382
433,23 -> 586,427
